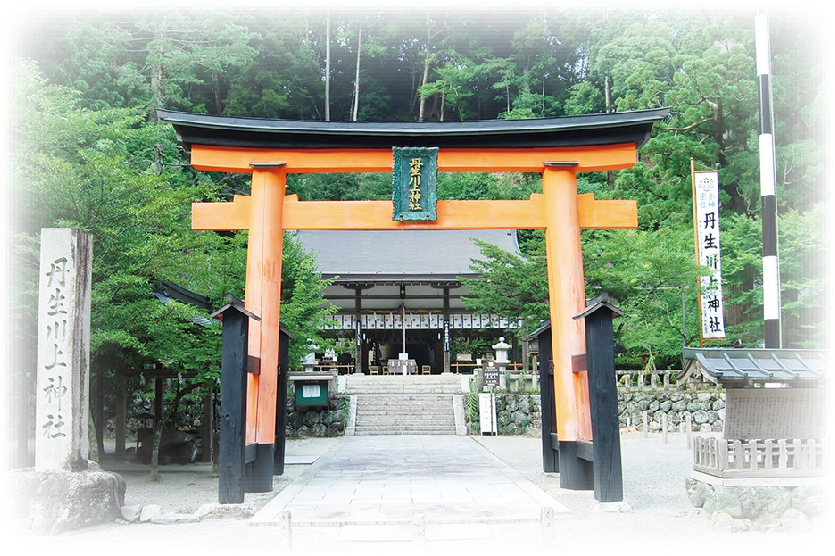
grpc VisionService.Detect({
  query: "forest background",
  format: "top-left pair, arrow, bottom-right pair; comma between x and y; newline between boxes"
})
5,5 -> 829,448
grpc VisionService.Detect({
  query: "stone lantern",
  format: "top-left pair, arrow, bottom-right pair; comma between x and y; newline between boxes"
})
493,337 -> 511,389
492,337 -> 511,372
302,341 -> 318,372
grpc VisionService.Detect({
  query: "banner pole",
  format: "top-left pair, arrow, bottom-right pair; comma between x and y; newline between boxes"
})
690,157 -> 704,347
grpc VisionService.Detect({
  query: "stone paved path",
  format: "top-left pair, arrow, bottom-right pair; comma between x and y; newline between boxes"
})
252,435 -> 569,526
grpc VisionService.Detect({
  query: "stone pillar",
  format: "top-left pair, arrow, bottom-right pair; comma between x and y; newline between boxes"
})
35,228 -> 92,472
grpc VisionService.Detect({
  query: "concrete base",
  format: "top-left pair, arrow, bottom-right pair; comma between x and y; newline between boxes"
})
6,464 -> 126,534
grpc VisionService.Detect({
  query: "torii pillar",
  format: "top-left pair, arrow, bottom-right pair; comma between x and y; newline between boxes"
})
543,163 -> 594,462
244,164 -> 286,453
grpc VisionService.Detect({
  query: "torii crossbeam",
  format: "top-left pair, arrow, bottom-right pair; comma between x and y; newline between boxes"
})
160,107 -> 668,488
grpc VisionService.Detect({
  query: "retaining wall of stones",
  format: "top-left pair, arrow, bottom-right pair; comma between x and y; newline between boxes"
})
618,389 -> 725,432
495,394 -> 542,435
286,388 -> 725,437
465,389 -> 725,437
463,393 -> 542,436
685,480 -> 824,532
285,395 -> 348,438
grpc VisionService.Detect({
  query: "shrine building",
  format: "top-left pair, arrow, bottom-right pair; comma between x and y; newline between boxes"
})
295,228 -> 524,374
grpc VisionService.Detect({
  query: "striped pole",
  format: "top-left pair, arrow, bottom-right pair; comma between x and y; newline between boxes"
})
756,11 -> 782,348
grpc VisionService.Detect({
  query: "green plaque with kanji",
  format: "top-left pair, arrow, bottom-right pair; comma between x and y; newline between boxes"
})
392,146 -> 438,221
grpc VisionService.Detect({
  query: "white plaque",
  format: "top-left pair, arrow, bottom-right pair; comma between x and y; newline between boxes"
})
302,384 -> 321,398
479,393 -> 497,435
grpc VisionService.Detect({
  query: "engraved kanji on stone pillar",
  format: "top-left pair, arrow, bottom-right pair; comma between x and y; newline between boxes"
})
35,228 -> 92,471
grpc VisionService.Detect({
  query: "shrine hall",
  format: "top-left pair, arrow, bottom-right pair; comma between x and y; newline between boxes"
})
295,228 -> 525,374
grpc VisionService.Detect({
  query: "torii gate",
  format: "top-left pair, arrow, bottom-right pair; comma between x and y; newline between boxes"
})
159,107 -> 668,488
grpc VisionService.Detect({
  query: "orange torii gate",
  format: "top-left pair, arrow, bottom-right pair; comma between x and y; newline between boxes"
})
160,107 -> 668,488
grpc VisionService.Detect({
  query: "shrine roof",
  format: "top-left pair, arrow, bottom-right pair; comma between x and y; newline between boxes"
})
682,347 -> 829,387
295,229 -> 519,284
157,108 -> 669,150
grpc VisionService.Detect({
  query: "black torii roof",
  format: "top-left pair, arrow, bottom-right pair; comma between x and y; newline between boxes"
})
157,107 -> 669,150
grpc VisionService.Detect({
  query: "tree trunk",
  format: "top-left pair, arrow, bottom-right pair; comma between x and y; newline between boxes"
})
418,13 -> 433,122
149,419 -> 163,483
325,8 -> 330,121
87,402 -> 99,463
151,27 -> 165,174
351,21 -> 362,122
418,52 -> 430,121
213,71 -> 223,114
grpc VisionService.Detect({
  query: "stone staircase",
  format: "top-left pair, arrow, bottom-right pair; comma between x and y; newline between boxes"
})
343,374 -> 468,436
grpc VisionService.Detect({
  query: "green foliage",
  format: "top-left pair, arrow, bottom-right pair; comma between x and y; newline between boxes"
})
10,9 -> 828,433
460,239 -> 550,331
584,227 -> 706,368
721,206 -> 829,347
12,61 -> 223,379
280,233 -> 339,369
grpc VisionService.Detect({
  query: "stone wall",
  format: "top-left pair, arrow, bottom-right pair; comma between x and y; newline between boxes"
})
496,394 -> 542,435
685,480 -> 824,532
618,389 -> 725,432
463,389 -> 724,437
288,388 -> 725,437
463,393 -> 542,436
285,395 -> 348,438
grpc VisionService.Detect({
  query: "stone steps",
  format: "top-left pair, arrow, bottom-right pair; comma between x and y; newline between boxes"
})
346,376 -> 463,435
353,428 -> 455,436
344,374 -> 466,396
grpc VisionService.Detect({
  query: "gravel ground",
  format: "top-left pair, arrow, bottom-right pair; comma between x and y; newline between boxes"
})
9,432 -> 832,555
115,436 -> 345,514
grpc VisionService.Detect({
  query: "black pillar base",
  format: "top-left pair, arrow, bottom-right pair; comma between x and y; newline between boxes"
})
245,443 -> 275,493
558,441 -> 594,490
273,435 -> 286,476
542,432 -> 560,473
542,445 -> 560,473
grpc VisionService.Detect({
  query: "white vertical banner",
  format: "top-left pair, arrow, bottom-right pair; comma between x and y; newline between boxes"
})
693,171 -> 726,339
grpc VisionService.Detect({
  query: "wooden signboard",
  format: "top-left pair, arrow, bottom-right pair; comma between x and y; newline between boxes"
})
724,388 -> 825,440
483,356 -> 499,387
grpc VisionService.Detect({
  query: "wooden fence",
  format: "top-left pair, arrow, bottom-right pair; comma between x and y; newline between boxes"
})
693,436 -> 826,478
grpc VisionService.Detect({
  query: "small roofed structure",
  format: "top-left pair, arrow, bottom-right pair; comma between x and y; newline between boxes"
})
682,347 -> 828,483
682,347 -> 828,388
